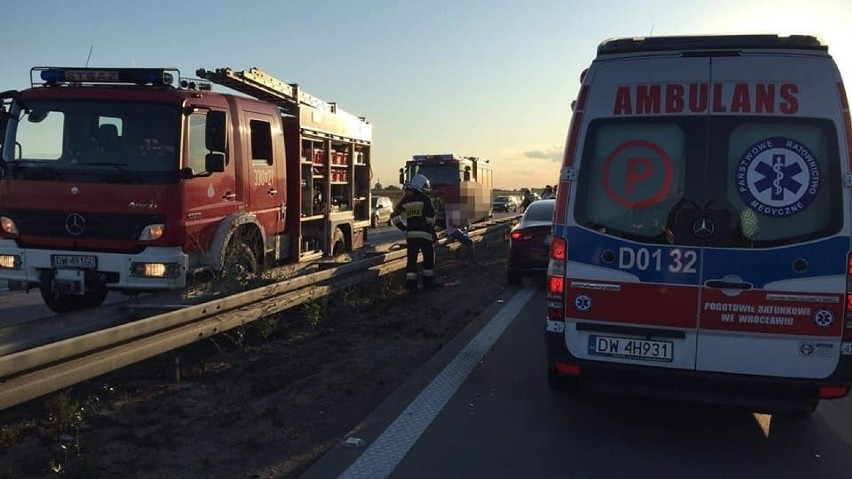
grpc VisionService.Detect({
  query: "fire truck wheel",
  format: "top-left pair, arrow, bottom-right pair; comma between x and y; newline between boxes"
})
331,228 -> 346,256
39,284 -> 108,314
222,240 -> 258,285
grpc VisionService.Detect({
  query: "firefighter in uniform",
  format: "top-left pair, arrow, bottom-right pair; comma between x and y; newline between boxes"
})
391,174 -> 437,293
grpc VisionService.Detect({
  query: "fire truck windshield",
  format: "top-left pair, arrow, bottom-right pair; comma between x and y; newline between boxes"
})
407,164 -> 460,187
2,100 -> 180,183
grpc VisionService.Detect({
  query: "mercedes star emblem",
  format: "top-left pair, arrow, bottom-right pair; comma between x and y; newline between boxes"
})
692,217 -> 715,239
65,213 -> 86,236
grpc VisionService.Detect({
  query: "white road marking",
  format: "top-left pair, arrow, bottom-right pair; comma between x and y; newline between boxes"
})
339,285 -> 537,479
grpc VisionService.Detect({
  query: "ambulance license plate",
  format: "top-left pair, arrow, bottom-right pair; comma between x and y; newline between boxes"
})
589,335 -> 673,362
51,254 -> 97,269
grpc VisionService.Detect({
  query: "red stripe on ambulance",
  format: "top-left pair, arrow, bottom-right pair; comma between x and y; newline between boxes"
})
700,289 -> 843,337
565,282 -> 698,329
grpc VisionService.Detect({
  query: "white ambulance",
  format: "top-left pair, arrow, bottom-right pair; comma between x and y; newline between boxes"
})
546,34 -> 852,413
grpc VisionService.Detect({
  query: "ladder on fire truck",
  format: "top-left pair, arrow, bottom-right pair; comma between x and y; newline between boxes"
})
195,67 -> 333,114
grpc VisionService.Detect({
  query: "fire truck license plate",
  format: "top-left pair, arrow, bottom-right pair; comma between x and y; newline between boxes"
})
589,335 -> 673,362
51,255 -> 97,269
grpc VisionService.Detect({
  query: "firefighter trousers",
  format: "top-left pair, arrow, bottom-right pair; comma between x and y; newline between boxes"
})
405,237 -> 435,292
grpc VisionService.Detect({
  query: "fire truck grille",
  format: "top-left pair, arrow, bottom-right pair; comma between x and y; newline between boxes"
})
6,210 -> 165,242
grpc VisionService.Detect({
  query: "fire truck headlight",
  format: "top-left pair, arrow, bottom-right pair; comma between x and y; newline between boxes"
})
131,262 -> 181,278
0,254 -> 20,270
139,224 -> 165,241
1,216 -> 18,235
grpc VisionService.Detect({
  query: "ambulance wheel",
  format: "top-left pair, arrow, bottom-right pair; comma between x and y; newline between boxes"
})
507,268 -> 523,285
370,215 -> 378,229
331,228 -> 346,256
547,368 -> 579,392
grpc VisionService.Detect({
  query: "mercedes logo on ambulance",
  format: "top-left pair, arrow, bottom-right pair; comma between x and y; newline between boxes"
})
692,217 -> 715,239
65,213 -> 86,236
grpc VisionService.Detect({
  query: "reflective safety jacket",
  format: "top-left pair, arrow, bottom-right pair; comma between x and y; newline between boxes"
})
391,190 -> 436,241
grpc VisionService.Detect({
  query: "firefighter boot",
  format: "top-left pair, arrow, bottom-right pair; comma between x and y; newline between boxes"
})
422,270 -> 442,289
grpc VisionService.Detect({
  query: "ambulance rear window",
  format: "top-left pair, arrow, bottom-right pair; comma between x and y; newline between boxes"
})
715,118 -> 842,246
574,116 -> 843,247
574,119 -> 693,244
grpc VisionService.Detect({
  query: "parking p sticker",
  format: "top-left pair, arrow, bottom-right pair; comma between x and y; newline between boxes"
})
735,137 -> 821,218
602,139 -> 674,208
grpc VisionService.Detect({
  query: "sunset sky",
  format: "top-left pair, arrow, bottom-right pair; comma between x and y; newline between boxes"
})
2,0 -> 850,190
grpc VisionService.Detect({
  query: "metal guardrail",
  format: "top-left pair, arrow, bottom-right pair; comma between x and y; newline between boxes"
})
0,218 -> 516,409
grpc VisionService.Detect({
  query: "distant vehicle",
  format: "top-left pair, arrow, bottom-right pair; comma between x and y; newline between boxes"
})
492,195 -> 518,213
370,196 -> 393,228
507,199 -> 554,284
400,154 -> 493,228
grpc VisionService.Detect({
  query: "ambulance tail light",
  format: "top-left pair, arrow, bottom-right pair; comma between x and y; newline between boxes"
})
547,236 -> 567,321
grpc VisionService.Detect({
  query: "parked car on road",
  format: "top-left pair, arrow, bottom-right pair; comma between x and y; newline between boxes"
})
507,199 -> 554,284
371,196 -> 394,228
492,195 -> 518,213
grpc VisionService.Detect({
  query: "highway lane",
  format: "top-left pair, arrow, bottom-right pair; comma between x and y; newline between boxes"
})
310,285 -> 852,479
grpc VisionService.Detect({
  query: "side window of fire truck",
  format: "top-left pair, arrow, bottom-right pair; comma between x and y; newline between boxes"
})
250,119 -> 273,166
188,113 -> 208,174
16,109 -> 64,161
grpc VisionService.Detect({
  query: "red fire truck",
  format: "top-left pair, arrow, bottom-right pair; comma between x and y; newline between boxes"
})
399,154 -> 493,229
0,66 -> 373,313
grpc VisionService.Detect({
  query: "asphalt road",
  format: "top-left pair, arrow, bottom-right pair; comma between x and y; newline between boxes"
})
309,285 -> 852,479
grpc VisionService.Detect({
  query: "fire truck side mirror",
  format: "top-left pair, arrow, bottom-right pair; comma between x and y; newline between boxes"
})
205,152 -> 226,173
463,166 -> 471,182
398,168 -> 404,185
205,110 -> 227,153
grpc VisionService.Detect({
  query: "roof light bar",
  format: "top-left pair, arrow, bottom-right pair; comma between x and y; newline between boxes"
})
31,67 -> 180,88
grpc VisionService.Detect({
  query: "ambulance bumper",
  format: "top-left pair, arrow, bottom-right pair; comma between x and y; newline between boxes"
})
546,330 -> 852,413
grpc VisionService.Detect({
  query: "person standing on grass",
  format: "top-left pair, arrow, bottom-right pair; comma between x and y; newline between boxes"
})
391,174 -> 437,293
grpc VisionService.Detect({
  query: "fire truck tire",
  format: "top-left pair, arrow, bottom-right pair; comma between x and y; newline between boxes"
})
331,228 -> 346,256
222,239 -> 258,283
39,284 -> 108,314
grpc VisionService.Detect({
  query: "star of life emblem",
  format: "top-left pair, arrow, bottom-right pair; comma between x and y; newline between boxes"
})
735,137 -> 820,218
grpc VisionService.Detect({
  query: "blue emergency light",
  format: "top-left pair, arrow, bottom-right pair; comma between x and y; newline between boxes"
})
413,154 -> 455,161
32,67 -> 179,87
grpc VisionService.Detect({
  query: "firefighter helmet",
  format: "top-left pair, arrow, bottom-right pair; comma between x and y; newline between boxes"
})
407,174 -> 431,193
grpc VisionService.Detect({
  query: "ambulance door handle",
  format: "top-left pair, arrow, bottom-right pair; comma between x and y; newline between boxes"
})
705,280 -> 752,290
222,192 -> 236,201
268,188 -> 278,196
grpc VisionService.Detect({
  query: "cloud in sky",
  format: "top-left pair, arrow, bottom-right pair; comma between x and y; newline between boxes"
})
522,144 -> 563,162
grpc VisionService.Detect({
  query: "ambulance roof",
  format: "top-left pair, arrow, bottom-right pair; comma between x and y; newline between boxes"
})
597,34 -> 827,56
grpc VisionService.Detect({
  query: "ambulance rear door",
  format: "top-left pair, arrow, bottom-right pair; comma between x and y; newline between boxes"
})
563,55 -> 710,371
695,53 -> 848,379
